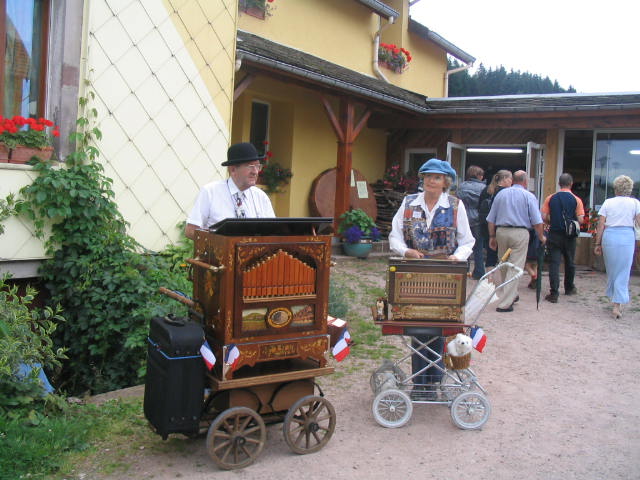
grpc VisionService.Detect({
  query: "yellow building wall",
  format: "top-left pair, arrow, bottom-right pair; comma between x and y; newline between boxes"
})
239,0 -> 378,76
232,76 -> 387,217
84,0 -> 237,251
239,0 -> 447,101
380,0 -> 447,97
0,166 -> 47,262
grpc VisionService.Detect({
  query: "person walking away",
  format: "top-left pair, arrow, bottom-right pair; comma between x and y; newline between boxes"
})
541,173 -> 585,303
478,170 -> 513,268
185,142 -> 275,239
458,165 -> 486,279
593,175 -> 640,318
486,170 -> 546,312
389,158 -> 474,397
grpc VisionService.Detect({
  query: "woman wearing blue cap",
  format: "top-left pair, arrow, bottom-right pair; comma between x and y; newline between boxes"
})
389,158 -> 474,260
388,158 -> 475,396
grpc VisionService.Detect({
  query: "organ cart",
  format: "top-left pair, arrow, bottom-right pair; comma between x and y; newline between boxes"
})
370,256 -> 522,429
144,218 -> 339,470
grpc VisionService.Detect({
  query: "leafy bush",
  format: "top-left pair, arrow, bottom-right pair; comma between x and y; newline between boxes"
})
0,277 -> 67,411
16,91 -> 193,395
337,208 -> 380,243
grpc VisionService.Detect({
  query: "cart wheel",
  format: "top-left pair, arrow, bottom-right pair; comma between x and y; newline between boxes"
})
440,369 -> 474,401
369,360 -> 407,394
283,395 -> 336,454
450,391 -> 491,430
205,407 -> 266,470
372,388 -> 413,428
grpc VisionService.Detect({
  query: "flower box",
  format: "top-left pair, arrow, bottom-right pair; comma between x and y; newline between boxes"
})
239,0 -> 275,19
8,145 -> 54,164
0,143 -> 9,163
378,43 -> 412,74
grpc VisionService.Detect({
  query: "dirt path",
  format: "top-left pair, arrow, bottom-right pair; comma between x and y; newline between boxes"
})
89,257 -> 640,480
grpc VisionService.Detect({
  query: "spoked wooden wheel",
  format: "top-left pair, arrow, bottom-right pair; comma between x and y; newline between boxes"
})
283,395 -> 336,454
205,407 -> 266,470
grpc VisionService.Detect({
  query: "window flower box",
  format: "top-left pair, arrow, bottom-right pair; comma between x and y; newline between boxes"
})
239,0 -> 275,19
0,115 -> 59,164
378,43 -> 412,74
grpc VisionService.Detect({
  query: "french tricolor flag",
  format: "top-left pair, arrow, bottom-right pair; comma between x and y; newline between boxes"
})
332,330 -> 352,362
200,340 -> 216,371
224,344 -> 240,370
470,326 -> 487,353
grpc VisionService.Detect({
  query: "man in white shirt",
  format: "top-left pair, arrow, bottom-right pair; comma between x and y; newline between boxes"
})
185,142 -> 275,239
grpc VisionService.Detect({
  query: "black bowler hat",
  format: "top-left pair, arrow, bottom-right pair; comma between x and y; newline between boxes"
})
221,142 -> 265,166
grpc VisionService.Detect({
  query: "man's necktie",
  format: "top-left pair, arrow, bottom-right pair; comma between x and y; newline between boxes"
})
234,192 -> 247,218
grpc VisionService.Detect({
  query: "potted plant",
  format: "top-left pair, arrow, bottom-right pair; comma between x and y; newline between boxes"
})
337,208 -> 381,258
257,143 -> 292,193
378,43 -> 412,74
258,161 -> 292,194
0,115 -> 59,164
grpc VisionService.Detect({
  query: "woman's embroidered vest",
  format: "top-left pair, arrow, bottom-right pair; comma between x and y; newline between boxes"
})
402,193 -> 459,257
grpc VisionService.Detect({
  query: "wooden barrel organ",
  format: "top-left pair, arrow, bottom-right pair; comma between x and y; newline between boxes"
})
190,218 -> 333,382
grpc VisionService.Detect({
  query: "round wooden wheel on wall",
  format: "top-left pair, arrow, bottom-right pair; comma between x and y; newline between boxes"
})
308,168 -> 377,221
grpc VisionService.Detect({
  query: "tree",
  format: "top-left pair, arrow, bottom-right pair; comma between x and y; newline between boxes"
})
447,59 -> 576,97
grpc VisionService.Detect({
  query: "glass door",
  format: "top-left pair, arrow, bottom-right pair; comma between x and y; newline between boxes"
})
526,141 -> 545,203
446,142 -> 465,189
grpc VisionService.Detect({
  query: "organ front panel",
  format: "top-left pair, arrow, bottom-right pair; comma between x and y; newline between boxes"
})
387,258 -> 467,322
191,218 -> 333,380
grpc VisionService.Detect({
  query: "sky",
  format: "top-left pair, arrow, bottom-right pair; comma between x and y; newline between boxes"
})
410,0 -> 639,94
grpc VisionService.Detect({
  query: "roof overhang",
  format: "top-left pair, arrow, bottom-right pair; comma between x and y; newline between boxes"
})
354,0 -> 399,20
236,30 -> 430,114
408,18 -> 476,65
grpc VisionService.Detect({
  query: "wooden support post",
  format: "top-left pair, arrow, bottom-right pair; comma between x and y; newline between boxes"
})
320,95 -> 371,230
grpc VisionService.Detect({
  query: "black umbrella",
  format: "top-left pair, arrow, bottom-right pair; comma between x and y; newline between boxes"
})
536,243 -> 545,310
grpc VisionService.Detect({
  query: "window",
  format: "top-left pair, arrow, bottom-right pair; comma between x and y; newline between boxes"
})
404,148 -> 436,177
1,0 -> 49,118
250,101 -> 270,155
592,131 -> 640,208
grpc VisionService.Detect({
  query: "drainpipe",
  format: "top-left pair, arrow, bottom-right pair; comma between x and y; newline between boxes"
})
444,62 -> 473,97
373,15 -> 395,83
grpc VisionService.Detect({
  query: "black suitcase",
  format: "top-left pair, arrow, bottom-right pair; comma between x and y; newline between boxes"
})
144,315 -> 205,439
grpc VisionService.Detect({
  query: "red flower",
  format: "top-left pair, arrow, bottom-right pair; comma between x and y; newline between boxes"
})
53,129 -> 60,137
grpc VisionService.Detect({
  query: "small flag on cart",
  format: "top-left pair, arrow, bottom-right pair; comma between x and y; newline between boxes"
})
332,329 -> 352,362
200,340 -> 216,370
224,344 -> 240,370
470,326 -> 487,353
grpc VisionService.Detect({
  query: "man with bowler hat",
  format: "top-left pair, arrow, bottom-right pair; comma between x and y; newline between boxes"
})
185,142 -> 275,239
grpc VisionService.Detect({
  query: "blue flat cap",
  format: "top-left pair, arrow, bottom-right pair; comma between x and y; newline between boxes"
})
418,158 -> 457,182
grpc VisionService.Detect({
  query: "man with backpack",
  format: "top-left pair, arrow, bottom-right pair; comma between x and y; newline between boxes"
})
540,173 -> 585,303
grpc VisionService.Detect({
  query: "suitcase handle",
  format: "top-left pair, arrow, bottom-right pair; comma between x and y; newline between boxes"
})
163,313 -> 186,327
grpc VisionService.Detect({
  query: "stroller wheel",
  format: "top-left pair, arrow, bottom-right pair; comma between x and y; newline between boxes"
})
450,391 -> 491,430
369,360 -> 407,394
372,388 -> 413,428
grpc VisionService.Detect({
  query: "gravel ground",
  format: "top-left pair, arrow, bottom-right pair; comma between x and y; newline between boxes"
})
88,255 -> 640,480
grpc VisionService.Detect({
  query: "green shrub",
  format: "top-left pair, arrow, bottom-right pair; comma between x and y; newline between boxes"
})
15,90 -> 194,395
0,277 -> 66,411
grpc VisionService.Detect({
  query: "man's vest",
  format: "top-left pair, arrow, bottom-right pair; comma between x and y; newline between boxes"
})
402,193 -> 459,257
549,191 -> 578,234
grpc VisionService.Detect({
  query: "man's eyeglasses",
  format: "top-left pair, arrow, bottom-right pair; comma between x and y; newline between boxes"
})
243,163 -> 263,172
